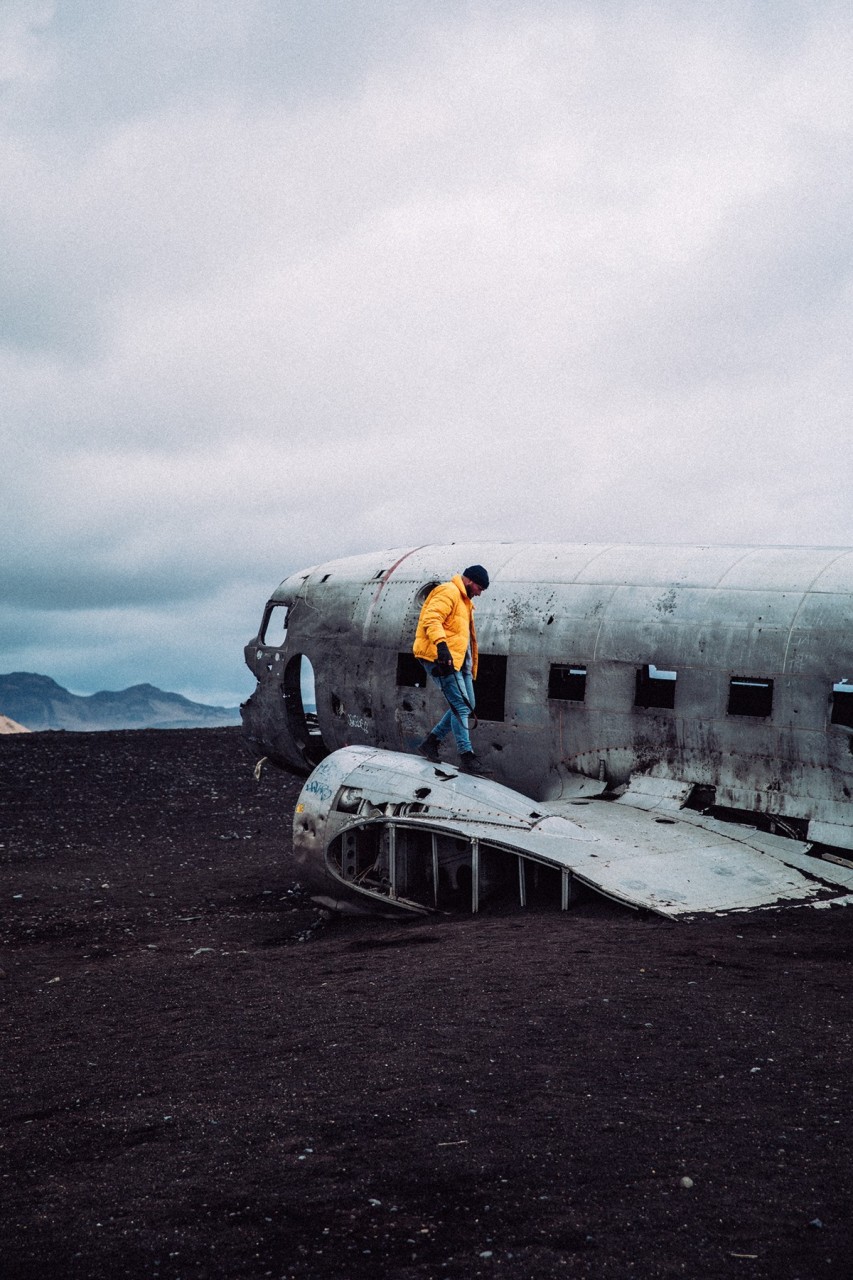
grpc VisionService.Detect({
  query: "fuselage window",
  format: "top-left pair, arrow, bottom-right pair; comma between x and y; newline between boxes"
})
548,664 -> 587,702
635,664 -> 677,710
396,653 -> 427,688
475,654 -> 507,722
260,603 -> 288,648
728,677 -> 773,718
831,679 -> 853,729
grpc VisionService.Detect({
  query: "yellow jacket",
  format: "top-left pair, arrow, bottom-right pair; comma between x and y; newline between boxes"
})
413,575 -> 479,678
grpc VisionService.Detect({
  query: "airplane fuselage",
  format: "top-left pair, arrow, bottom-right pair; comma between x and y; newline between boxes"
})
242,542 -> 853,854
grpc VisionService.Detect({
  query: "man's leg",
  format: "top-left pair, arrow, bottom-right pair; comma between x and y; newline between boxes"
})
417,662 -> 451,760
434,670 -> 474,756
419,662 -> 451,736
460,669 -> 475,718
448,669 -> 489,774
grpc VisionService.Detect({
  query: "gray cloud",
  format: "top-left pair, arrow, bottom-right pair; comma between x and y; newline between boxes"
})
2,1 -> 852,702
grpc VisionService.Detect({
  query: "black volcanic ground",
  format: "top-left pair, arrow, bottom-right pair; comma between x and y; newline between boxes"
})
1,727 -> 851,1279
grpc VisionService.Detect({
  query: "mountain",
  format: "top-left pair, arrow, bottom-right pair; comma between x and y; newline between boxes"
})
0,673 -> 241,732
0,714 -> 31,734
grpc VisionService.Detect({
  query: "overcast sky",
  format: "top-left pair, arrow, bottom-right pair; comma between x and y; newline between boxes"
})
2,0 -> 851,707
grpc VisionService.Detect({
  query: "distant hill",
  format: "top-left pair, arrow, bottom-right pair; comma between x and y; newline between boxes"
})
0,714 -> 31,734
0,673 -> 242,732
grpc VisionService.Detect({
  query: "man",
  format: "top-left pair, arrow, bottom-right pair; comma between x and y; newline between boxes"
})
412,564 -> 490,775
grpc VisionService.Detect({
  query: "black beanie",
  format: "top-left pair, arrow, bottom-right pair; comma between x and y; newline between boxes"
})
463,564 -> 490,590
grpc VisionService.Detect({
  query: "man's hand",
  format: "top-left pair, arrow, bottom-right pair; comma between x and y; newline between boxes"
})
435,641 -> 454,675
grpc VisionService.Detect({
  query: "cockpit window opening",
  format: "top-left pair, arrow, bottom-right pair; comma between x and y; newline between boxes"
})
475,654 -> 507,722
396,653 -> 427,688
548,664 -> 587,702
728,677 -> 774,718
635,663 -> 677,710
260,603 -> 288,648
831,679 -> 853,729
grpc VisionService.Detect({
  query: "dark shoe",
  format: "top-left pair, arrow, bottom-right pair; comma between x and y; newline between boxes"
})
459,752 -> 490,776
417,733 -> 442,763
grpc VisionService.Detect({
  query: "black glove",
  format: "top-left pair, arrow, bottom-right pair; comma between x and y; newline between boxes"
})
435,641 -> 454,675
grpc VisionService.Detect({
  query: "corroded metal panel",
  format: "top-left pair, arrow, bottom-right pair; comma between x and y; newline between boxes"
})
715,546 -> 853,592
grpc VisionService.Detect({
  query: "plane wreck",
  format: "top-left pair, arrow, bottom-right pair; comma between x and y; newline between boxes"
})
242,542 -> 853,918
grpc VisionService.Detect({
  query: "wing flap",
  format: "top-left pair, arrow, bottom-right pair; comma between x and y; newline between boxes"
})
544,796 -> 853,916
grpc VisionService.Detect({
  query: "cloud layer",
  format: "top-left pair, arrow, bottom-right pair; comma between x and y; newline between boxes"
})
2,1 -> 852,701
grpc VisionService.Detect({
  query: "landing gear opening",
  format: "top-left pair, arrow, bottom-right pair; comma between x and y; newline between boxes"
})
328,822 -> 580,914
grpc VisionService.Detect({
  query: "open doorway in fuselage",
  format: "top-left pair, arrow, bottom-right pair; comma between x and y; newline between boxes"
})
283,653 -> 328,767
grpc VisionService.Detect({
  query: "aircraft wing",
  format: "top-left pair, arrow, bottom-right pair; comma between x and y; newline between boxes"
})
293,748 -> 853,918
543,786 -> 853,917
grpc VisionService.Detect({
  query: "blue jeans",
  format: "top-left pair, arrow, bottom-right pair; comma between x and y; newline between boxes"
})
421,661 -> 475,756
